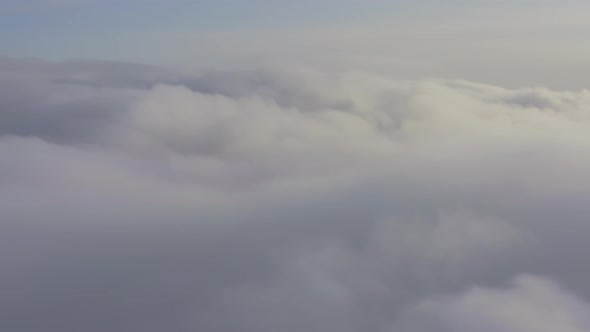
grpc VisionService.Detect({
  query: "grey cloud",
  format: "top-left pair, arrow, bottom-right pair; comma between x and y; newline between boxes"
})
394,275 -> 590,332
0,57 -> 165,143
2,58 -> 590,331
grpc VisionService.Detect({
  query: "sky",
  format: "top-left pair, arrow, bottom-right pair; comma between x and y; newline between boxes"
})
2,0 -> 590,88
3,1 -> 590,332
0,0 -> 410,58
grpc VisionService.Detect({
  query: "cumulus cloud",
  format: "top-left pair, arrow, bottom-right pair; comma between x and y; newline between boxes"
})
2,57 -> 590,331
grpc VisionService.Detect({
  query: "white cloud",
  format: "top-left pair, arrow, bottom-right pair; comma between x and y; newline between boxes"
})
2,58 -> 590,331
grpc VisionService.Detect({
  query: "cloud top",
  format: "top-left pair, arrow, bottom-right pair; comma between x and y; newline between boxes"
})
1,58 -> 590,331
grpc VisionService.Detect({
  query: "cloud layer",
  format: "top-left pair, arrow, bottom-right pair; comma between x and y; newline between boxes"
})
2,57 -> 590,331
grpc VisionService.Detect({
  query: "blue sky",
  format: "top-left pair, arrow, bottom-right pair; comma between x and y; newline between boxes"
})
0,0 -> 485,61
0,0 -> 402,59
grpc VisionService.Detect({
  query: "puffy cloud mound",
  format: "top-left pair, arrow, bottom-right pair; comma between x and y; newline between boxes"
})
2,57 -> 590,331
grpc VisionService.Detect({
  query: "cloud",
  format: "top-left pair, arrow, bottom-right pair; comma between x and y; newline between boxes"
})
2,57 -> 590,331
395,275 -> 590,332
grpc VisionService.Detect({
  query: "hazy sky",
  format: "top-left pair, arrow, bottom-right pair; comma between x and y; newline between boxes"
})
0,0 -> 413,58
2,0 -> 590,88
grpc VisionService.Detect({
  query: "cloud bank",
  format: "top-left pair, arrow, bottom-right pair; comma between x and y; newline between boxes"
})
2,57 -> 590,331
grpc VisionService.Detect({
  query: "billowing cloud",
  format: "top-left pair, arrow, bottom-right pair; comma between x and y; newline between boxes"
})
2,57 -> 590,331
